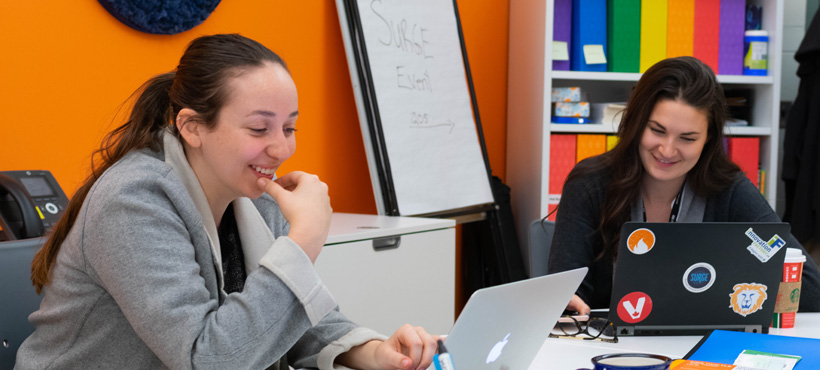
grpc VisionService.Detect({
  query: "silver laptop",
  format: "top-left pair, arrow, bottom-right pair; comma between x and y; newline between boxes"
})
439,267 -> 587,370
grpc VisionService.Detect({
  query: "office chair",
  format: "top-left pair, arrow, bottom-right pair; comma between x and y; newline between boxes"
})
0,237 -> 45,368
526,219 -> 555,278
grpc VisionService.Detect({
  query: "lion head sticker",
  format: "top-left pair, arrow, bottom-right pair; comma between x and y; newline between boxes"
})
729,283 -> 768,317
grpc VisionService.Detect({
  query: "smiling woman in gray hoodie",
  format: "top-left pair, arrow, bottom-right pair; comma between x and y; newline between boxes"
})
17,34 -> 436,370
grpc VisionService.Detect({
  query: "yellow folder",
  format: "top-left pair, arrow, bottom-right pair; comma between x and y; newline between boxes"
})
640,0 -> 668,72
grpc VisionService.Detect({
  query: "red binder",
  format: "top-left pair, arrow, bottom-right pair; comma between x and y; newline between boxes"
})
693,0 -> 720,73
728,137 -> 760,187
548,134 -> 577,221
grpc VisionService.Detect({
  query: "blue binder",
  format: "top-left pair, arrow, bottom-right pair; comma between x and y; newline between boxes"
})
570,0 -> 607,71
685,330 -> 820,369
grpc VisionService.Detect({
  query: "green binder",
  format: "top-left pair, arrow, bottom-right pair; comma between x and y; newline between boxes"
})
607,0 -> 641,73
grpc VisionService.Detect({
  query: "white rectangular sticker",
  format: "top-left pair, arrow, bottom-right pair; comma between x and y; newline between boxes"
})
745,228 -> 786,263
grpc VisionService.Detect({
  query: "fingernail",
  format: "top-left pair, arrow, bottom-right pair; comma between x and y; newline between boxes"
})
401,358 -> 411,368
257,178 -> 266,187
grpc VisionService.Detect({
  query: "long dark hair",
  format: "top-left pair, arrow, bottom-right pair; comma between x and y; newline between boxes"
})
565,56 -> 740,259
32,34 -> 287,293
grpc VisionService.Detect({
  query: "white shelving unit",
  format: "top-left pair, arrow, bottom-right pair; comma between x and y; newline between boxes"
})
506,0 -> 783,249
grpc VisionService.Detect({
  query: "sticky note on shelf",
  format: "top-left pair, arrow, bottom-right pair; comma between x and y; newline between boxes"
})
583,45 -> 607,64
553,41 -> 570,61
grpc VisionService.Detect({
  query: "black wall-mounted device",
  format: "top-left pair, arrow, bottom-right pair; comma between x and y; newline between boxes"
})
0,170 -> 68,241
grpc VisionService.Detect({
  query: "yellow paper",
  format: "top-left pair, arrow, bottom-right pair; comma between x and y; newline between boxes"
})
583,44 -> 607,65
552,41 -> 570,61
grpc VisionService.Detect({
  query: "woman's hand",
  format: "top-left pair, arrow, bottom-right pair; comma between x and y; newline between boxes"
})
336,324 -> 438,370
566,294 -> 591,315
257,172 -> 331,263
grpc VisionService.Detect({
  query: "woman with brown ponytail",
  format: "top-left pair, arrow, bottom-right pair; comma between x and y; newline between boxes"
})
16,34 -> 436,370
546,56 -> 820,315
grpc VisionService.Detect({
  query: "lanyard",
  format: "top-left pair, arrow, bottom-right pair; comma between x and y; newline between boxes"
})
643,182 -> 685,223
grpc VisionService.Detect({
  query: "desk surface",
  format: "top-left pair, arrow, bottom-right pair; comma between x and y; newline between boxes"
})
528,313 -> 820,369
325,213 -> 455,245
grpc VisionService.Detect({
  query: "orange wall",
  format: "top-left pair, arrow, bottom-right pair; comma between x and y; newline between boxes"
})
0,1 -> 508,214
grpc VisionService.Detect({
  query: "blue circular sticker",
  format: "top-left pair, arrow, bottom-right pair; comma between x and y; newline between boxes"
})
682,263 -> 716,293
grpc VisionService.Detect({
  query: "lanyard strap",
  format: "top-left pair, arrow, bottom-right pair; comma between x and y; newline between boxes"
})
643,181 -> 685,223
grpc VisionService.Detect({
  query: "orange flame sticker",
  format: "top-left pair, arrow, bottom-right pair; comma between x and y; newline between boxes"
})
627,228 -> 656,255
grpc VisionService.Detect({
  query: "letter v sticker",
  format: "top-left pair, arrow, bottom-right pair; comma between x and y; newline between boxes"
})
617,292 -> 653,324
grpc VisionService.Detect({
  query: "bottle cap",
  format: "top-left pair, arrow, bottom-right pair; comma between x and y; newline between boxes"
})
744,30 -> 768,37
436,339 -> 448,354
785,247 -> 807,263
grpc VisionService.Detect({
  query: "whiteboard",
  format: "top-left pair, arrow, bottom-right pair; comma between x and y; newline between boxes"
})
336,0 -> 494,216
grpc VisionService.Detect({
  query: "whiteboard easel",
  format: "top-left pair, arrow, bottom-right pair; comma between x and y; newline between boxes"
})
336,0 -> 495,217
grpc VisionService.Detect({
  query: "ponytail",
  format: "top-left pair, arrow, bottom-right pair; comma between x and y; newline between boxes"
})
31,72 -> 175,293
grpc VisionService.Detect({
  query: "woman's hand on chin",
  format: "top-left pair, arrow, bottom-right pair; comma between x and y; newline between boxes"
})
257,172 -> 331,263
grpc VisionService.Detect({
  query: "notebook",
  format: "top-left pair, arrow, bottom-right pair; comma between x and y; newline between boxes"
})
440,267 -> 587,370
608,222 -> 790,336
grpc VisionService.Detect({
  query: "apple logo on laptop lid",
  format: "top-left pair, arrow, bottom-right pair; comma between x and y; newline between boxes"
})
486,333 -> 510,364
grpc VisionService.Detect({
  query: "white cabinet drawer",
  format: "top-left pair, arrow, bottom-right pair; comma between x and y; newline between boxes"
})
315,214 -> 455,335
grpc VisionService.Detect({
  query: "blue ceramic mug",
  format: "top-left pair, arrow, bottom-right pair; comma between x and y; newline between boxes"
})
577,353 -> 672,370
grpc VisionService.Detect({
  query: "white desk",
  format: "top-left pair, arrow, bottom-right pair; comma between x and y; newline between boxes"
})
528,313 -> 820,369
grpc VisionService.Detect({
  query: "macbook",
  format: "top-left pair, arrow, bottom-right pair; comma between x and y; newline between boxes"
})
609,222 -> 789,336
438,267 -> 587,369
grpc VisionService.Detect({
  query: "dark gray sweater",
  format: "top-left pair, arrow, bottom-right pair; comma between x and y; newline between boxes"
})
547,159 -> 820,312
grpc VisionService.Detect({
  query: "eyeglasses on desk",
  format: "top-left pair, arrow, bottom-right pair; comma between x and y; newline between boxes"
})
549,315 -> 618,343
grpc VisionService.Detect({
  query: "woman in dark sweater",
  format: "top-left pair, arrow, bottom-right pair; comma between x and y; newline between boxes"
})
547,56 -> 820,314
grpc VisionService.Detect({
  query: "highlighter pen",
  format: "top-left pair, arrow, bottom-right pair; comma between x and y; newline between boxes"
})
433,339 -> 455,370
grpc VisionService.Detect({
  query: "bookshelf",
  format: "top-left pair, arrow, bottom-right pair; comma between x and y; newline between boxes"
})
506,0 -> 783,249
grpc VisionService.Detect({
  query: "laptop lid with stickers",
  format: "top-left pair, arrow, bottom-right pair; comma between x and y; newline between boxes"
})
608,222 -> 789,336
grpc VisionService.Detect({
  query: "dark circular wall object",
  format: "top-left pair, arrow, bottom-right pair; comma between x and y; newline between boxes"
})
97,0 -> 222,35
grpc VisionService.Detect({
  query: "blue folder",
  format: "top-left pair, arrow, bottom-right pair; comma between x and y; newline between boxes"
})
685,330 -> 820,369
570,0 -> 607,71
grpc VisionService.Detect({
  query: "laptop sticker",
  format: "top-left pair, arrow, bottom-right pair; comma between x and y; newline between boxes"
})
683,263 -> 716,293
729,283 -> 768,317
627,228 -> 656,255
745,228 -> 786,263
617,292 -> 653,323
